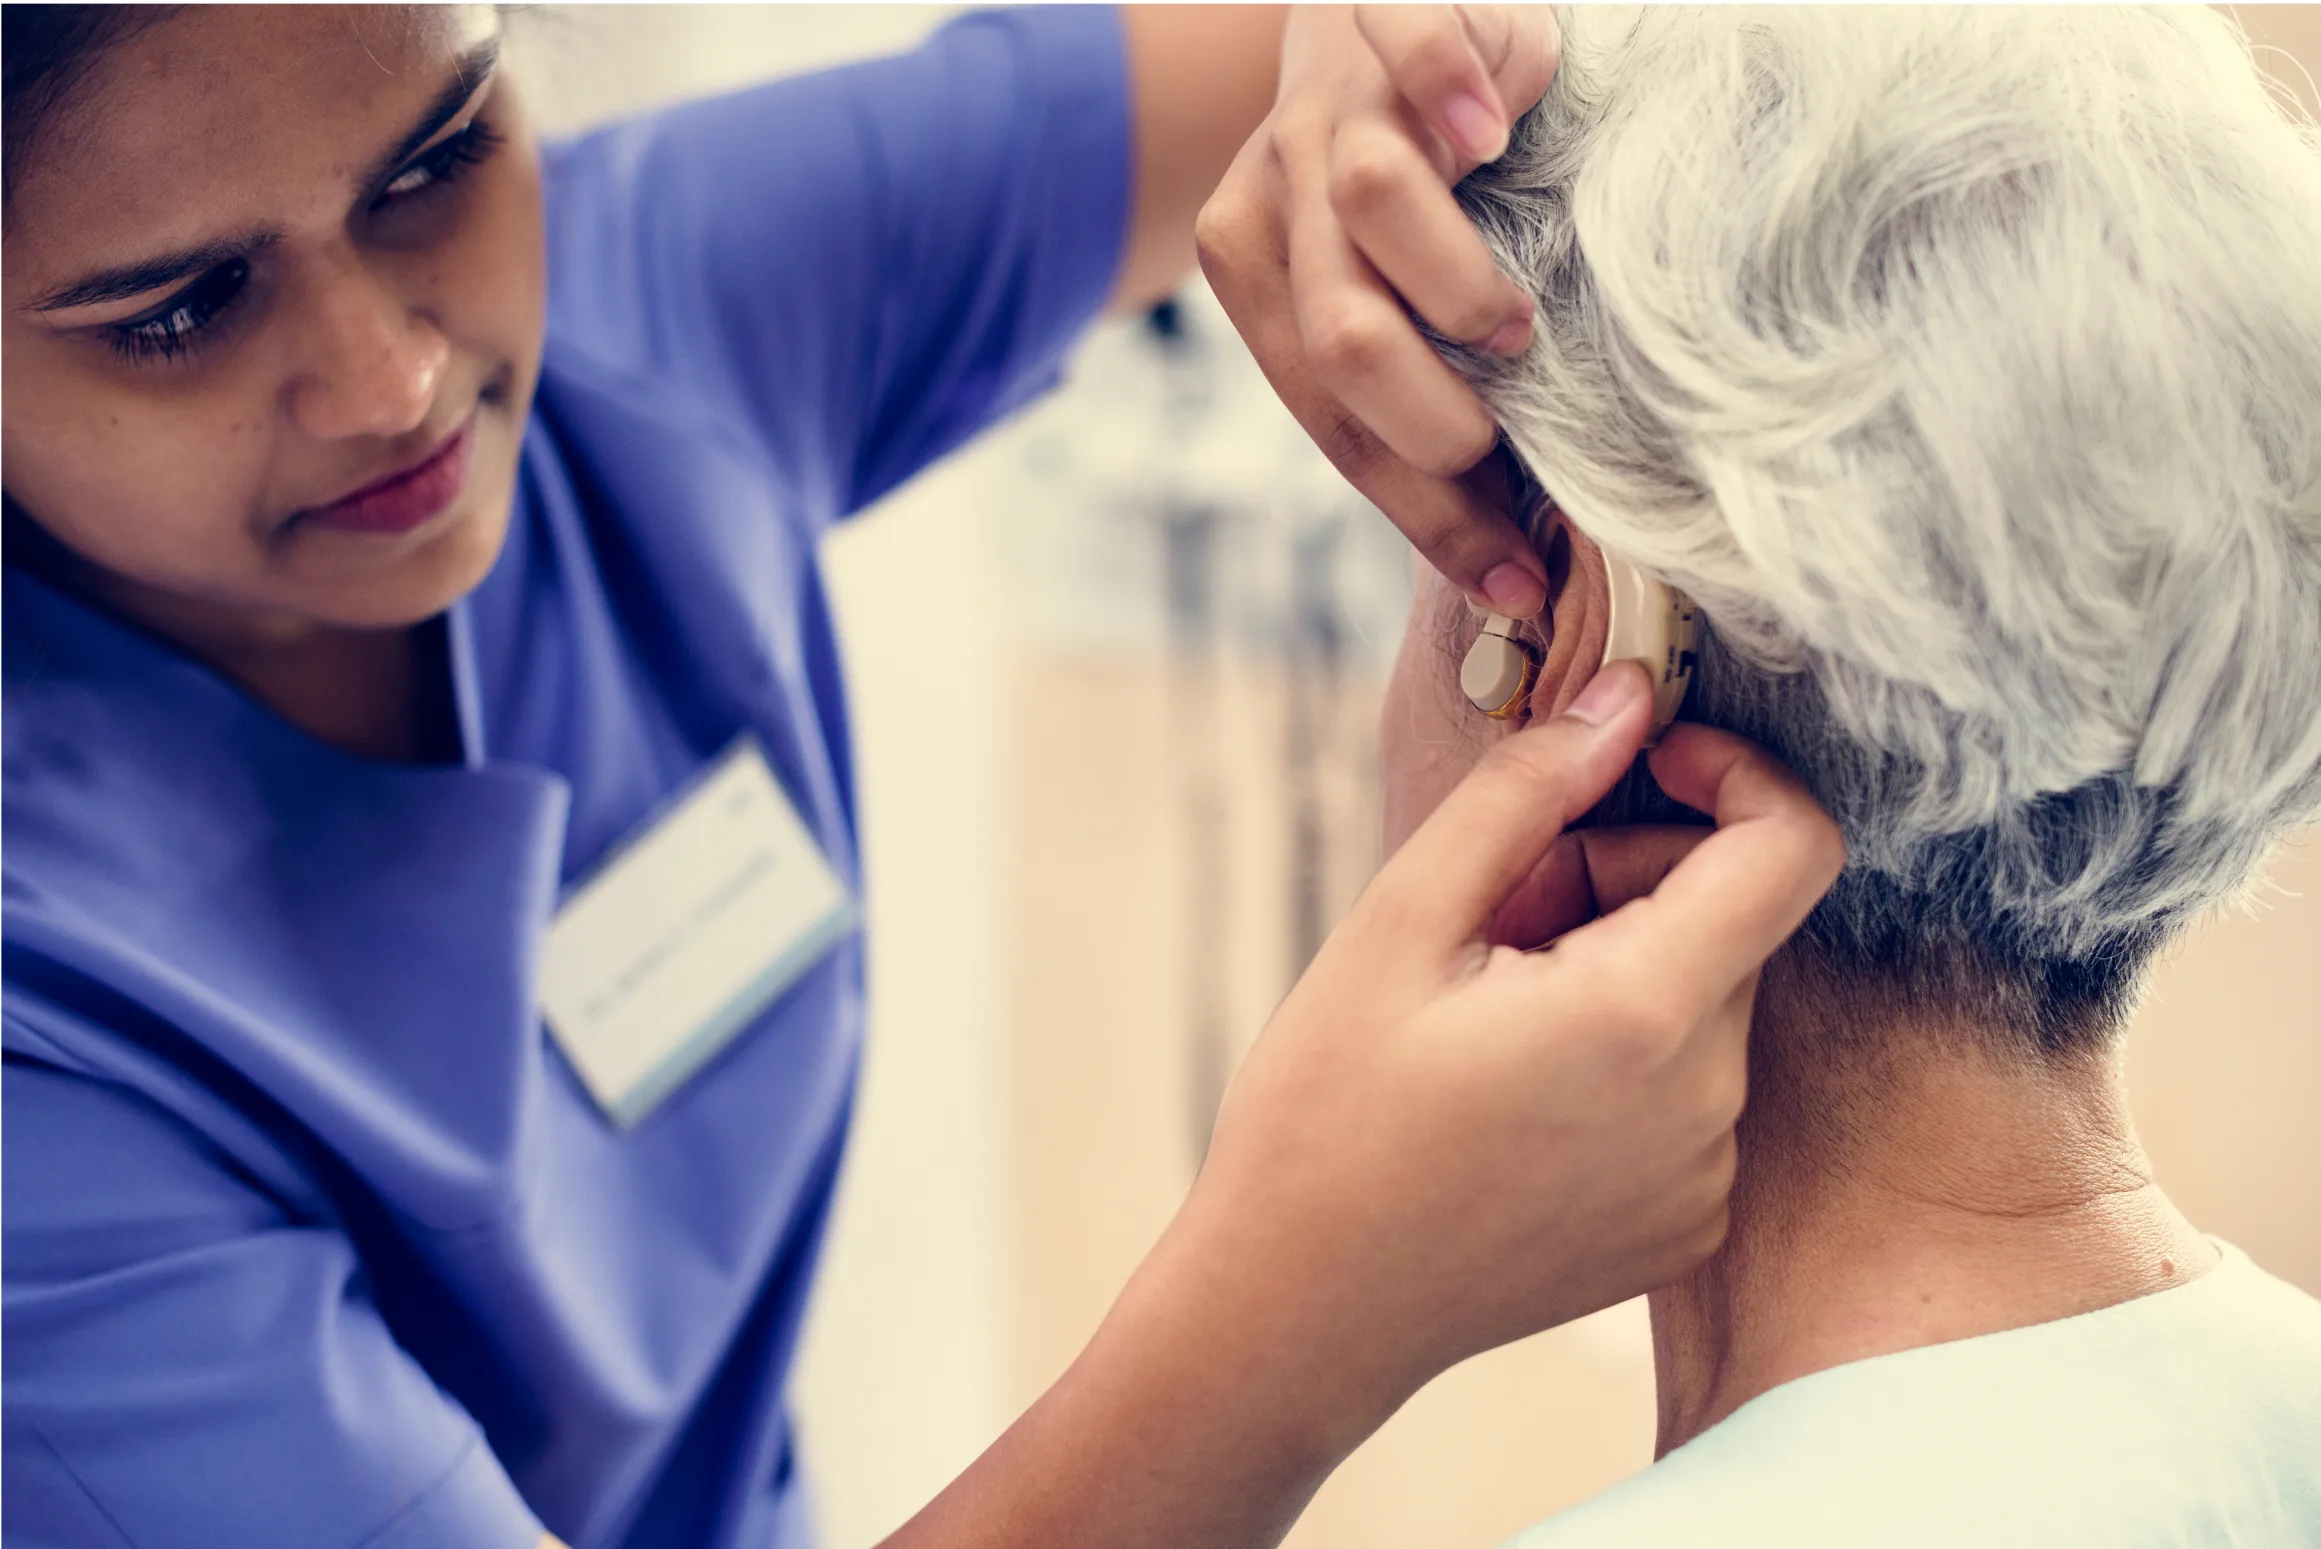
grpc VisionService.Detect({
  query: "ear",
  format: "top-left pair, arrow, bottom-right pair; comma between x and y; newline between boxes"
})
1524,506 -> 1613,721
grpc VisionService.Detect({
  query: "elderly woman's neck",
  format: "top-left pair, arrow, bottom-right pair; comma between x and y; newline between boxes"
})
1643,983 -> 2214,1456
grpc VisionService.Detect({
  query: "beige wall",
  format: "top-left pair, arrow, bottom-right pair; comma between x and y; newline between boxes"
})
2237,4 -> 2321,115
2127,833 -> 2321,1292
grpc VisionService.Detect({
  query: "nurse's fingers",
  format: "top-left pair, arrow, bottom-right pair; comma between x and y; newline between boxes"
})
1487,824 -> 1711,951
1353,5 -> 1508,163
1354,5 -> 1562,166
1544,725 -> 1845,1016
1352,662 -> 1655,968
1326,113 -> 1533,351
1287,164 -> 1502,480
1199,154 -> 1545,616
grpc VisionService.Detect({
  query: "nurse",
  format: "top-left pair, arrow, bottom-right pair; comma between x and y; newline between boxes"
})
2,6 -> 1843,1548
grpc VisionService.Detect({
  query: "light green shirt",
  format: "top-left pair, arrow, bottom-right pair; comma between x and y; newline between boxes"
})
1508,1242 -> 2321,1548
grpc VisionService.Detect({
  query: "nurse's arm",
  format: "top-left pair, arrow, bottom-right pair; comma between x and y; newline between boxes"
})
795,677 -> 1832,1549
1199,7 -> 1564,618
1106,7 -> 1290,314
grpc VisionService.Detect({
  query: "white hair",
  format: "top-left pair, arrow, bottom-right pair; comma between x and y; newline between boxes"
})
1446,6 -> 2321,1038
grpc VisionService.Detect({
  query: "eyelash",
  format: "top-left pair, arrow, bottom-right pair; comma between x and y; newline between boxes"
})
107,258 -> 251,365
372,119 -> 503,207
105,120 -> 505,366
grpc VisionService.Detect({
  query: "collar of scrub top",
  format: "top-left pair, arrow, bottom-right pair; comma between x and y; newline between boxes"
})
2,565 -> 576,1222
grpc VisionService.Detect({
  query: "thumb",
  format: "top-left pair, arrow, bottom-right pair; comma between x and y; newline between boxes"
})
1354,6 -> 1562,168
1488,823 -> 1713,951
1355,661 -> 1654,968
1458,6 -> 1563,123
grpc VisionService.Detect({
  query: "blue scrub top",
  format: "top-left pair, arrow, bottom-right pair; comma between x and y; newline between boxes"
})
1,10 -> 1129,1547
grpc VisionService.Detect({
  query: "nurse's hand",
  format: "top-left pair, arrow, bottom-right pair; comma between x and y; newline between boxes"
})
886,666 -> 1840,1547
1196,5 -> 1562,619
1140,663 -> 1841,1445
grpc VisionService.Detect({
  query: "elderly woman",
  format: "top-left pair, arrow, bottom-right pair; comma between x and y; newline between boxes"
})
1377,6 -> 2321,1542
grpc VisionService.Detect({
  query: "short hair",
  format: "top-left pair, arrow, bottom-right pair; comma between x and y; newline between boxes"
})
1442,6 -> 2321,1051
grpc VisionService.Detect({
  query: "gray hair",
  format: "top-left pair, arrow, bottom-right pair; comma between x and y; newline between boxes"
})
1445,6 -> 2321,1049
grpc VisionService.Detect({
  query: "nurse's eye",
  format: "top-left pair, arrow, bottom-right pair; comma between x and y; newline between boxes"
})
373,120 -> 503,208
106,257 -> 251,365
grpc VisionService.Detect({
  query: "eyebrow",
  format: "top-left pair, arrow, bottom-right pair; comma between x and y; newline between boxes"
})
357,37 -> 502,199
27,38 -> 501,315
28,233 -> 280,312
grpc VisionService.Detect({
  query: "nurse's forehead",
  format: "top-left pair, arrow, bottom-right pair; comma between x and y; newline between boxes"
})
8,5 -> 496,277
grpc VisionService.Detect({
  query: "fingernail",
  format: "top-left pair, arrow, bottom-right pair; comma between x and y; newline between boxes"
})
1443,93 -> 1509,163
1481,561 -> 1546,617
1481,310 -> 1533,356
1564,665 -> 1644,727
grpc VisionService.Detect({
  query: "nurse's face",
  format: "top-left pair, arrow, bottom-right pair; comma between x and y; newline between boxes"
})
1,5 -> 544,635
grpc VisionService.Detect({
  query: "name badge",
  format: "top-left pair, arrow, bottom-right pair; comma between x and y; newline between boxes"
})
540,738 -> 853,1127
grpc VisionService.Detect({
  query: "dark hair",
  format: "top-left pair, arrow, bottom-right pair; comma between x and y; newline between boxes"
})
1584,614 -> 2167,1059
3,5 -> 176,203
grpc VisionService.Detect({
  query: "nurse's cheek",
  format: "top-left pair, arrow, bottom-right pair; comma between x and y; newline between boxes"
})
0,324 -> 283,604
415,78 -> 548,419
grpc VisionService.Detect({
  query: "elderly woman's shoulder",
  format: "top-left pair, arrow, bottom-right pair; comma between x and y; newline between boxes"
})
1504,1243 -> 2321,1549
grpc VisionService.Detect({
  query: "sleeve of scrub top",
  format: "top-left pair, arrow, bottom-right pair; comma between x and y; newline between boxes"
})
1,1059 -> 544,1549
540,4 -> 1132,524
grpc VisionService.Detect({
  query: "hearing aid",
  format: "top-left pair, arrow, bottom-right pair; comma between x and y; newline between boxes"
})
1460,613 -> 1540,721
1460,489 -> 1698,741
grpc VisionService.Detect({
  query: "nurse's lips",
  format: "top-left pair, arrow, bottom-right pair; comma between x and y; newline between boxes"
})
301,416 -> 475,535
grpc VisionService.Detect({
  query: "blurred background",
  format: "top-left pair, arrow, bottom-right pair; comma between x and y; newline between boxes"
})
507,9 -> 2321,1547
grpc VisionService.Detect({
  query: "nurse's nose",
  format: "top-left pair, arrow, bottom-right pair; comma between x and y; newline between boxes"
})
283,255 -> 449,442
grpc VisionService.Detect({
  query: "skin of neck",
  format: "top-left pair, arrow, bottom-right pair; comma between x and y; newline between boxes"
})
10,510 -> 433,765
1645,950 -> 2216,1456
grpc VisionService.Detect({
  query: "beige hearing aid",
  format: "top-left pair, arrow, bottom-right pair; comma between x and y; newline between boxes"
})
1460,613 -> 1541,722
1460,547 -> 1698,742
